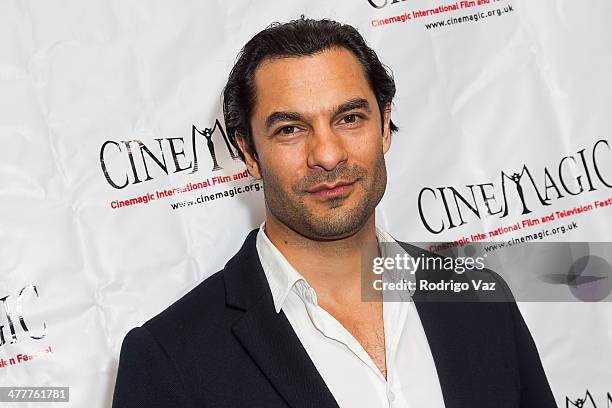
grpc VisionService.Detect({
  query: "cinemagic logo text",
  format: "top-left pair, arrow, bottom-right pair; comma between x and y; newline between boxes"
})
418,139 -> 612,234
0,285 -> 46,348
99,119 -> 241,190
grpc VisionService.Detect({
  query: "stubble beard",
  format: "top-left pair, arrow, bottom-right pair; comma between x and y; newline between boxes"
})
260,153 -> 387,241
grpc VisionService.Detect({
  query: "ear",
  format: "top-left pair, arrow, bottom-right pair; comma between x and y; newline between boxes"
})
382,103 -> 392,154
236,134 -> 262,179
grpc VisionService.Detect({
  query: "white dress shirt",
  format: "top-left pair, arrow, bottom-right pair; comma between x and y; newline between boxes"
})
255,222 -> 446,408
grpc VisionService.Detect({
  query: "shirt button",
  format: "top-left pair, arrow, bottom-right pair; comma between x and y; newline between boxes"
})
388,390 -> 396,402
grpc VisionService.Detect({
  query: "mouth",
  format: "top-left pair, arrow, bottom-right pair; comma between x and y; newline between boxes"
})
307,180 -> 356,199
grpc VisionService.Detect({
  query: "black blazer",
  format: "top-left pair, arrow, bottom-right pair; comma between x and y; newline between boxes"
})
112,229 -> 558,408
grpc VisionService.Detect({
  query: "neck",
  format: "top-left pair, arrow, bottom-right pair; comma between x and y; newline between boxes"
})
263,210 -> 380,303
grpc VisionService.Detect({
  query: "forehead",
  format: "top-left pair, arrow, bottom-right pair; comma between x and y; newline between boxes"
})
251,47 -> 375,120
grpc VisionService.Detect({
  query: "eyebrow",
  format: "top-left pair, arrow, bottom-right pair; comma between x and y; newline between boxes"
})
264,97 -> 372,131
265,111 -> 305,130
336,97 -> 372,116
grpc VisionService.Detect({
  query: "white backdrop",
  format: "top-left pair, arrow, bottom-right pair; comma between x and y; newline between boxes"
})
1,0 -> 612,406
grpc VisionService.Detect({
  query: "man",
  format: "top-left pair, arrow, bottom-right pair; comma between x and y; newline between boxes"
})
112,17 -> 557,407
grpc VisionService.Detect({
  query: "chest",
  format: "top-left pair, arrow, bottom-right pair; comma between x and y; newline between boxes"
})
321,301 -> 387,377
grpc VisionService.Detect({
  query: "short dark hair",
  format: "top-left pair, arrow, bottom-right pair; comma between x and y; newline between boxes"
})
222,16 -> 399,162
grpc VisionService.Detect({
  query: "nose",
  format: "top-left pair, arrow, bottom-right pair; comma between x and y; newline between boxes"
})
306,123 -> 348,171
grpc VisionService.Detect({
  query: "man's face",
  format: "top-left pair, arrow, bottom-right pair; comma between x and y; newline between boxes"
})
240,47 -> 392,240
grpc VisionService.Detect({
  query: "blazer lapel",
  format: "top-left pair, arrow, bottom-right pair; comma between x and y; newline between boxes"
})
224,229 -> 339,408
412,296 -> 478,408
232,298 -> 340,408
399,241 -> 481,408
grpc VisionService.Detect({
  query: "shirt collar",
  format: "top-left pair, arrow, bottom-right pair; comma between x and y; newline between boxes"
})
256,221 -> 308,313
256,221 -> 407,313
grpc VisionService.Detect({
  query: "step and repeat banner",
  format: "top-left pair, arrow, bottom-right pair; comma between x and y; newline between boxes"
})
1,0 -> 611,406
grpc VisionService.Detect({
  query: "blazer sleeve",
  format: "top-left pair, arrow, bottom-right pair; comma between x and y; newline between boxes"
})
509,302 -> 559,408
112,326 -> 197,408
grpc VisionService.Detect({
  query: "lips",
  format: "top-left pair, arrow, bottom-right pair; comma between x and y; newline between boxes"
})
307,180 -> 356,198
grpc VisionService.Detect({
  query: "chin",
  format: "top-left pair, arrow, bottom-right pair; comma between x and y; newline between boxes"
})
301,213 -> 370,240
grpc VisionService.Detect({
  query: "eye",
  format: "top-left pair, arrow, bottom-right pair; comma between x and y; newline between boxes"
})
278,125 -> 298,135
340,114 -> 361,125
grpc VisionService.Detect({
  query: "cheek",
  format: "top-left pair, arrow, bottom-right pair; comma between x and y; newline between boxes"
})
260,149 -> 304,188
348,130 -> 384,163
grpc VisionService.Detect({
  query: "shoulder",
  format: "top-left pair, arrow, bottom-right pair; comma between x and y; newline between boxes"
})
121,268 -> 245,383
140,229 -> 261,341
142,269 -> 240,345
113,269 -> 237,402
